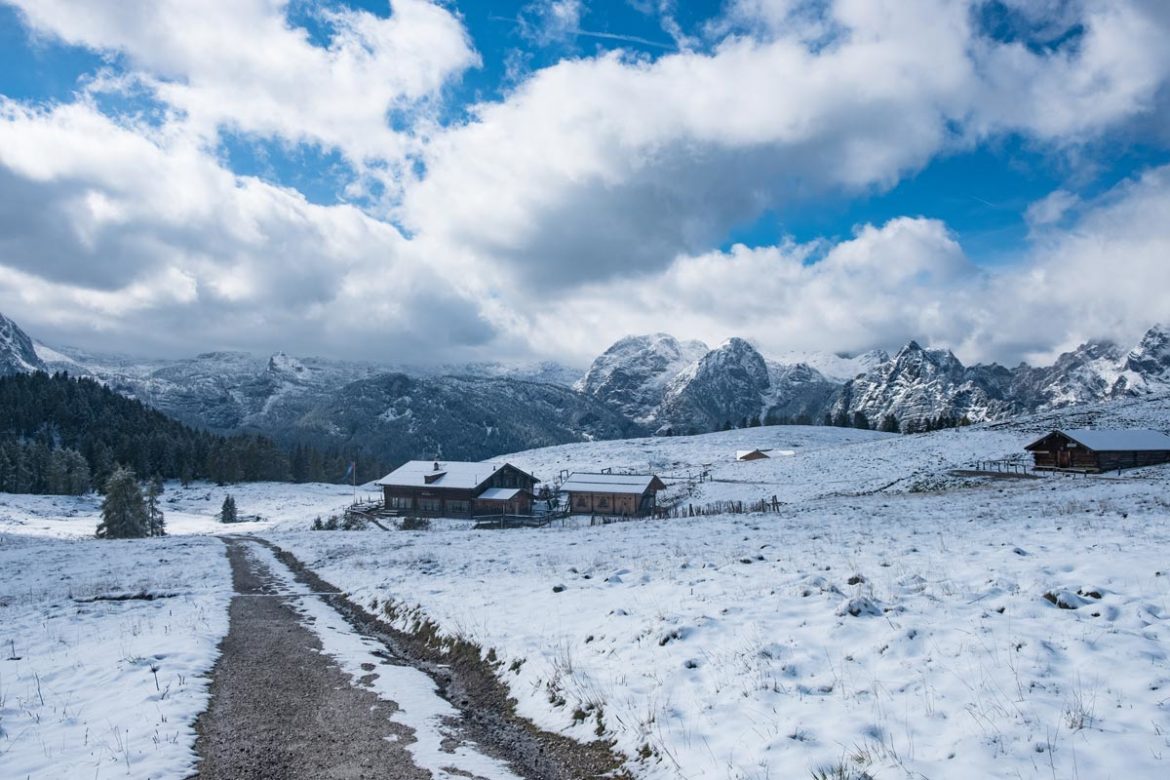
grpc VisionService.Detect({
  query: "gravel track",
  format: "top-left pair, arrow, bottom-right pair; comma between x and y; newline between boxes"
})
191,537 -> 628,780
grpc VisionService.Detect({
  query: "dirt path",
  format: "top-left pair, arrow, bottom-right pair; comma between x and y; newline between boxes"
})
192,537 -> 627,780
192,538 -> 434,779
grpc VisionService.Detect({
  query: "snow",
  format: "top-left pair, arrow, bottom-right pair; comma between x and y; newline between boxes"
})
241,541 -> 523,780
4,395 -> 1170,778
1053,428 -> 1170,452
0,480 -> 358,539
0,535 -> 230,779
264,409 -> 1170,779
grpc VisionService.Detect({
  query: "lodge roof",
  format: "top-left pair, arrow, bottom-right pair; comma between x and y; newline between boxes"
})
1025,429 -> 1170,453
560,472 -> 667,495
375,460 -> 535,490
478,487 -> 527,501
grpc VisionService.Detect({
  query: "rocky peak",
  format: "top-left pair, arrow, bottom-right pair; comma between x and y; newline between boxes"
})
0,312 -> 47,376
575,333 -> 709,425
1125,324 -> 1170,378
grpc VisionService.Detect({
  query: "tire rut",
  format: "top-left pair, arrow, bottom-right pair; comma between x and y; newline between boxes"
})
192,537 -> 629,780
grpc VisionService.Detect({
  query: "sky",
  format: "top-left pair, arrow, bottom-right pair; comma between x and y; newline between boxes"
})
1,0 -> 1170,369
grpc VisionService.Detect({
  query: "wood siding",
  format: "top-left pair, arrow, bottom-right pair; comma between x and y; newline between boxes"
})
1027,432 -> 1170,472
568,490 -> 656,517
381,463 -> 539,518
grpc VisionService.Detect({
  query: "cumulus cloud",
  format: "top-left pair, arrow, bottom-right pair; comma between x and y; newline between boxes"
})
6,0 -> 479,169
513,166 -> 1170,367
1,0 -> 1170,367
0,99 -> 496,360
402,0 -> 1170,294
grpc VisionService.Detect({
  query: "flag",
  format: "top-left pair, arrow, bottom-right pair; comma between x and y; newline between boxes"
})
342,461 -> 355,481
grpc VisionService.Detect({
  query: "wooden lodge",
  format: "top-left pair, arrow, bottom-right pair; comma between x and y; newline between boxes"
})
1024,429 -> 1170,473
376,460 -> 538,518
560,472 -> 667,517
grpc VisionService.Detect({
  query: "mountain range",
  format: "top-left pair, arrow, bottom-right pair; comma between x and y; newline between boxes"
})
2,310 -> 1168,468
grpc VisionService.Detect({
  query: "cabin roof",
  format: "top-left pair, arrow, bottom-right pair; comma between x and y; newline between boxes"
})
375,460 -> 535,490
1026,429 -> 1170,452
736,449 -> 772,459
477,487 -> 527,501
560,472 -> 666,494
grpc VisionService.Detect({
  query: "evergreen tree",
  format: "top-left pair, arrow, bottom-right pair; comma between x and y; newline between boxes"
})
96,467 -> 149,539
852,411 -> 870,430
832,410 -> 851,428
220,494 -> 238,524
146,477 -> 166,537
879,413 -> 901,433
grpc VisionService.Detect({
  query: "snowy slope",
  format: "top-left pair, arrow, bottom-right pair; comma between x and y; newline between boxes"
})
266,392 -> 1170,780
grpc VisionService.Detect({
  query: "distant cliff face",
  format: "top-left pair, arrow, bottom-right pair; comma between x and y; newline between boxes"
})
0,313 -> 46,376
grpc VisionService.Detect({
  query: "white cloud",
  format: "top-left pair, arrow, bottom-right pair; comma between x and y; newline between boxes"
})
402,0 -> 1170,295
6,0 -> 479,169
1,0 -> 1170,367
519,0 -> 585,45
0,100 -> 497,360
511,166 -> 1170,367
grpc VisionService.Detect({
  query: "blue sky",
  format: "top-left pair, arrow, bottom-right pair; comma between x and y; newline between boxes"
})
1,0 -> 1169,366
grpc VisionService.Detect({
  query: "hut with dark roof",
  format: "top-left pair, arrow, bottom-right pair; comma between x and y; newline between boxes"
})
1024,429 -> 1170,472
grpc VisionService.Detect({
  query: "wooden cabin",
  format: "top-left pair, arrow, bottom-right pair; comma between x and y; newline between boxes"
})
376,461 -> 538,518
1024,429 -> 1170,472
560,472 -> 667,517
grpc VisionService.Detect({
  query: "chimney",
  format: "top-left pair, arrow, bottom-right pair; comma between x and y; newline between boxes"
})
433,461 -> 440,471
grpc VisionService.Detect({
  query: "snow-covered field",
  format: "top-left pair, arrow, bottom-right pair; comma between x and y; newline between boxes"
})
0,481 -> 356,778
2,393 -> 1169,778
0,480 -> 358,539
266,402 -> 1170,779
0,536 -> 230,779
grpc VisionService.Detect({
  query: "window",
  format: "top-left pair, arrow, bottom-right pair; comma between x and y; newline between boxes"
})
389,495 -> 413,510
418,498 -> 441,513
573,494 -> 589,509
446,500 -> 469,515
597,496 -> 610,510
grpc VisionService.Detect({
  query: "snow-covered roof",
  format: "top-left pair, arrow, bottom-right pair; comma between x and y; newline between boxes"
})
560,473 -> 665,495
376,460 -> 527,490
477,487 -> 527,501
1030,429 -> 1170,452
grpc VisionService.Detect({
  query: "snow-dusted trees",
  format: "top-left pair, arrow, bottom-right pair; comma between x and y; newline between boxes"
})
146,477 -> 166,537
220,495 -> 239,524
96,468 -> 150,539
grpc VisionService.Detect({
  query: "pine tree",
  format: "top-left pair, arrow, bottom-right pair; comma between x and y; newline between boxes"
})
220,494 -> 238,524
146,477 -> 166,537
97,467 -> 149,539
879,413 -> 901,433
852,411 -> 870,430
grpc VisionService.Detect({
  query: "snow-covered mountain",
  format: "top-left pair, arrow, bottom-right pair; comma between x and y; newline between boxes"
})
577,335 -> 841,434
832,325 -> 1170,431
6,307 -> 1170,451
769,348 -> 890,383
0,312 -> 46,375
831,341 -> 1018,431
1114,324 -> 1170,396
574,333 -> 710,424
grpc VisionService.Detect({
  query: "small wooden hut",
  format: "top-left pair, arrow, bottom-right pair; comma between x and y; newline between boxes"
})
560,473 -> 667,517
1024,429 -> 1170,472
